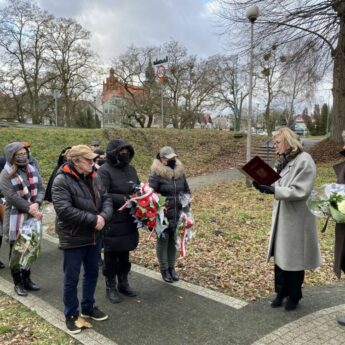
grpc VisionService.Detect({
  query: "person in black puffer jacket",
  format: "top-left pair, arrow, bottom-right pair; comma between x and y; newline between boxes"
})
97,139 -> 140,303
52,145 -> 113,334
149,146 -> 190,283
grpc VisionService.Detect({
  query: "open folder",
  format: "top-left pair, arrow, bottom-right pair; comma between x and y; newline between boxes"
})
238,156 -> 281,185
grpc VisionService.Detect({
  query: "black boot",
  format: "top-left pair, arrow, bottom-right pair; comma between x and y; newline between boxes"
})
105,277 -> 122,303
12,270 -> 28,297
285,298 -> 300,311
21,269 -> 40,291
168,267 -> 179,282
118,273 -> 137,297
271,293 -> 285,308
161,269 -> 173,283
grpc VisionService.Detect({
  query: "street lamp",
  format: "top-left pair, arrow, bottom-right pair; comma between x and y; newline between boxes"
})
53,89 -> 60,126
246,5 -> 260,185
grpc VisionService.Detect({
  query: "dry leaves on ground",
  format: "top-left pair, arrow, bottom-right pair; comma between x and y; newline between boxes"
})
0,293 -> 79,345
132,177 -> 341,302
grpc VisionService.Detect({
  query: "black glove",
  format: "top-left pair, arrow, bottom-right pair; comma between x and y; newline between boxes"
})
252,181 -> 275,194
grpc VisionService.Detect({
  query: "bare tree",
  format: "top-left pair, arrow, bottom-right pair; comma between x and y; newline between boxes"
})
279,41 -> 322,126
111,46 -> 161,128
111,41 -> 218,129
0,0 -> 53,124
217,0 -> 344,143
163,41 -> 218,128
211,54 -> 249,131
46,17 -> 99,127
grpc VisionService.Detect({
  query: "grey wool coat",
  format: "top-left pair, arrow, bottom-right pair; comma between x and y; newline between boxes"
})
267,151 -> 322,271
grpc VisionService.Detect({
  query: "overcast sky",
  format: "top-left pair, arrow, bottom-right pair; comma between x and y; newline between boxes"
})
36,0 -> 226,64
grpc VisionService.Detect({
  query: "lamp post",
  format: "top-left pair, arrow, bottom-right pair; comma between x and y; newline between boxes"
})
53,89 -> 60,126
246,5 -> 260,185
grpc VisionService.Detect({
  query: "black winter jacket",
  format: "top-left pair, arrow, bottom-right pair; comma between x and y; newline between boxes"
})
97,139 -> 140,252
149,158 -> 190,232
52,163 -> 113,249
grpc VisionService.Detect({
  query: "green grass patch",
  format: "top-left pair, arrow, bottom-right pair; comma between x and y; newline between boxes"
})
0,292 -> 79,344
0,127 -> 266,182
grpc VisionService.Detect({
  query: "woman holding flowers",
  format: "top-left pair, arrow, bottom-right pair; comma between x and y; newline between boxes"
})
253,127 -> 321,311
0,142 -> 45,296
149,146 -> 190,283
97,139 -> 140,303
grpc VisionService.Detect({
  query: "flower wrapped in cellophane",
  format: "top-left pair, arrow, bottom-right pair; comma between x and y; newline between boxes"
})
307,183 -> 345,223
10,217 -> 42,270
176,193 -> 194,257
119,182 -> 168,237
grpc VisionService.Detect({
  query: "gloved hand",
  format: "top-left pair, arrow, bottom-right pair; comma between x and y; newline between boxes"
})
252,181 -> 275,194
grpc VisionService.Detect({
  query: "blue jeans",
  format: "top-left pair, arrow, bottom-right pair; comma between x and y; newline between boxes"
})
63,240 -> 101,318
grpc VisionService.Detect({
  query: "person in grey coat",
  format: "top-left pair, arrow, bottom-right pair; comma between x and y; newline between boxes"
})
253,127 -> 321,311
0,142 -> 45,296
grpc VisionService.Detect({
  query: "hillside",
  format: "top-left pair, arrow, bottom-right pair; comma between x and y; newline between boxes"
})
0,127 -> 267,181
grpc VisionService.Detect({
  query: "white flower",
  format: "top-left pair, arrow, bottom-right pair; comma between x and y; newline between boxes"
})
338,199 -> 345,214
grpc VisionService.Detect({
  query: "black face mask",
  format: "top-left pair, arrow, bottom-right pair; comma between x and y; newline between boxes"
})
118,153 -> 130,164
166,159 -> 176,169
15,156 -> 29,167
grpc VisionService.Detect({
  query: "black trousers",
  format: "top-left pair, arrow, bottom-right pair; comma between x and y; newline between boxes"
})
102,250 -> 131,278
274,264 -> 305,302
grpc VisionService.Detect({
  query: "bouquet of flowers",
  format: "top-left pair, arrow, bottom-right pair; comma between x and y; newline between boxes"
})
176,193 -> 194,257
119,182 -> 168,237
10,217 -> 42,270
307,183 -> 345,223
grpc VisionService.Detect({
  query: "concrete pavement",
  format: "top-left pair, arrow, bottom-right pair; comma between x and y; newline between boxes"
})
1,234 -> 345,345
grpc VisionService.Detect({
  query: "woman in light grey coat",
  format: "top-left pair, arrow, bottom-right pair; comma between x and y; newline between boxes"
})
253,127 -> 321,311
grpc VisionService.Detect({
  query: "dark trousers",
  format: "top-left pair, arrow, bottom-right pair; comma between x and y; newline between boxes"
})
156,230 -> 177,271
62,240 -> 101,318
103,250 -> 131,278
274,264 -> 305,302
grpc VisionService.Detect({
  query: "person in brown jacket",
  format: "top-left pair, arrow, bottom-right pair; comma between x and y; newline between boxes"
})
335,134 -> 345,326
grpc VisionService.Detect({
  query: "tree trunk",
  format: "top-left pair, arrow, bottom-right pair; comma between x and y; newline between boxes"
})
331,11 -> 345,144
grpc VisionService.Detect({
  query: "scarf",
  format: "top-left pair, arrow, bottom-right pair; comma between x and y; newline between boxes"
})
275,148 -> 302,174
4,163 -> 39,241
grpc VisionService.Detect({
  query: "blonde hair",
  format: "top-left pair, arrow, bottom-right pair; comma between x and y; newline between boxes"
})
273,127 -> 302,152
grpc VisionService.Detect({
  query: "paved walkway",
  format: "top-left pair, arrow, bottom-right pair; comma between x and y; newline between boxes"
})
1,234 -> 345,345
1,138 -> 344,345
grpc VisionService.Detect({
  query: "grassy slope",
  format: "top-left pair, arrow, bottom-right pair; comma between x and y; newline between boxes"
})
0,127 -> 265,181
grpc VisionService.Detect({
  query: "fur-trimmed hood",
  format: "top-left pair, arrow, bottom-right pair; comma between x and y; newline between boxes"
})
150,158 -> 185,180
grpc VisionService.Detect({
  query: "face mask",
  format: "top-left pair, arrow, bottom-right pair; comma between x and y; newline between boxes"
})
15,156 -> 29,167
166,159 -> 176,169
118,153 -> 130,164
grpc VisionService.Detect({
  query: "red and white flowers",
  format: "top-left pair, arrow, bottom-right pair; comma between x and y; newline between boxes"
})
119,182 -> 168,237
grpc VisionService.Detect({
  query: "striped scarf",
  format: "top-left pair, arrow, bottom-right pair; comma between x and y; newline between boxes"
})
4,163 -> 39,241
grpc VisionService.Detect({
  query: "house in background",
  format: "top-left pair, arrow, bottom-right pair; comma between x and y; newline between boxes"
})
99,68 -> 144,127
292,114 -> 309,135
